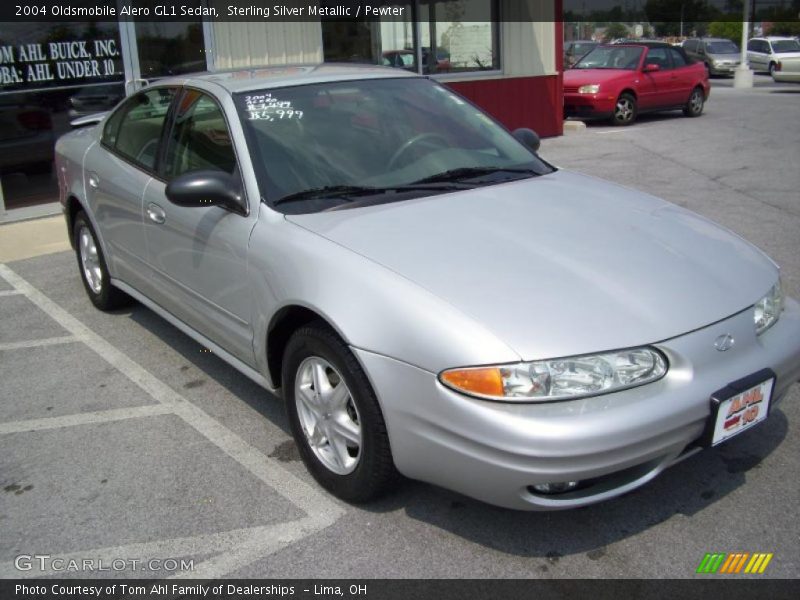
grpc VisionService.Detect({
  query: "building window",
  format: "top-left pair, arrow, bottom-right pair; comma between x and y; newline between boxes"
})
322,4 -> 416,69
418,0 -> 499,74
321,0 -> 499,75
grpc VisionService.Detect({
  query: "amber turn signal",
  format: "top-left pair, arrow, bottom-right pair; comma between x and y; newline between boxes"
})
440,367 -> 504,397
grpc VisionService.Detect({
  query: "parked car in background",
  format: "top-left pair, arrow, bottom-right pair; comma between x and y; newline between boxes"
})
564,42 -> 709,125
68,83 -> 125,119
683,38 -> 741,76
55,64 -> 800,511
564,40 -> 598,68
770,53 -> 800,82
747,37 -> 800,76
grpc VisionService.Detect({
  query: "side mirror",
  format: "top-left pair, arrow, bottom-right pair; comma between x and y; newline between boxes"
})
165,170 -> 246,215
512,128 -> 541,153
643,63 -> 661,72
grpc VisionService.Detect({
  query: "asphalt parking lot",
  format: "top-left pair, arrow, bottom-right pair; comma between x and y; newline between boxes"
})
1,75 -> 798,580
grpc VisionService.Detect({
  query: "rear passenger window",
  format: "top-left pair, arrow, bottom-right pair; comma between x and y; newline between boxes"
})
103,87 -> 176,171
669,48 -> 687,67
646,48 -> 671,69
163,90 -> 237,179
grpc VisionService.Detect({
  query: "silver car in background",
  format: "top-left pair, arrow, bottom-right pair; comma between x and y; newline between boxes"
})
683,37 -> 741,76
55,65 -> 800,510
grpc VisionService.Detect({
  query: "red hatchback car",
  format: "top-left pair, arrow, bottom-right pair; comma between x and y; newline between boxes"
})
564,42 -> 710,126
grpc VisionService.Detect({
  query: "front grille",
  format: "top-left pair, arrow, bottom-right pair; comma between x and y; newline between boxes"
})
563,85 -> 580,93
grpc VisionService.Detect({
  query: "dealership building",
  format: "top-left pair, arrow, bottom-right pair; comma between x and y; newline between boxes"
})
0,0 -> 563,220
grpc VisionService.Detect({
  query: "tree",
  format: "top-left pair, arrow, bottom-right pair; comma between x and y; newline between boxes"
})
768,22 -> 800,36
708,21 -> 743,43
603,23 -> 630,42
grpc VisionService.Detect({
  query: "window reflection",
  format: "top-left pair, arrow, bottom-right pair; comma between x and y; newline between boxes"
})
419,0 -> 499,74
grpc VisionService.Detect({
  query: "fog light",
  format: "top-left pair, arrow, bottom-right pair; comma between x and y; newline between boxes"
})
530,481 -> 580,495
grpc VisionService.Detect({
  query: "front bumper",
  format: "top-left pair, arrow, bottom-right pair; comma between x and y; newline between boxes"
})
708,63 -> 739,76
563,92 -> 616,120
355,298 -> 800,510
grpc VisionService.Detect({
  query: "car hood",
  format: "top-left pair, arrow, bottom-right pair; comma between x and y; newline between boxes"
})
774,52 -> 800,60
564,69 -> 633,86
286,171 -> 777,362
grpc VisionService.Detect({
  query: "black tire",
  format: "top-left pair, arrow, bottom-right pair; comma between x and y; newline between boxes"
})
73,211 -> 130,310
611,92 -> 637,126
683,86 -> 705,118
768,62 -> 776,77
282,322 -> 399,503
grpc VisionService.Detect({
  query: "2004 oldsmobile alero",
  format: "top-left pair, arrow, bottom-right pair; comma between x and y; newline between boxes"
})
56,65 -> 800,510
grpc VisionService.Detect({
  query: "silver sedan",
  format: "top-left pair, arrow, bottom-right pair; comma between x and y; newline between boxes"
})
55,65 -> 800,510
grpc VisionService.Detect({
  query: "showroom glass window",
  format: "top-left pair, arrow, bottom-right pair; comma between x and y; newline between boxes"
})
0,21 -> 123,211
418,0 -> 500,74
321,0 -> 499,75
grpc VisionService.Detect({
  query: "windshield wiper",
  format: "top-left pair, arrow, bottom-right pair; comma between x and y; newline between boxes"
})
273,183 -> 463,206
412,166 -> 538,185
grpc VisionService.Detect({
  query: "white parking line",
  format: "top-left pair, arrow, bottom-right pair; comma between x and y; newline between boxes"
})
0,263 -> 345,578
0,290 -> 22,297
0,335 -> 79,351
0,405 -> 173,435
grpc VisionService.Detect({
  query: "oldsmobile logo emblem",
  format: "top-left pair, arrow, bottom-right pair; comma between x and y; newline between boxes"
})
714,334 -> 735,352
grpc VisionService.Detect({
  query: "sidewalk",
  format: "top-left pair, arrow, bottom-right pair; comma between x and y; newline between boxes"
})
0,215 -> 70,263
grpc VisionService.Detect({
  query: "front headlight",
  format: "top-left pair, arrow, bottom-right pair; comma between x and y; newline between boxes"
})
440,347 -> 668,402
578,84 -> 601,94
754,280 -> 783,335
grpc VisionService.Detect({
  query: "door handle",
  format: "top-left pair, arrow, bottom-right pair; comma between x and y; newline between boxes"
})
87,172 -> 100,189
146,202 -> 166,225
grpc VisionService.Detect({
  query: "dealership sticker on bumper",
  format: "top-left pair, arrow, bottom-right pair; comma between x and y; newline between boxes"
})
707,370 -> 775,447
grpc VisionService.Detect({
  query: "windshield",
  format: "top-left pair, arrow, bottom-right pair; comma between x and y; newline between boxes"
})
570,42 -> 597,55
235,78 -> 553,213
772,40 -> 800,53
573,46 -> 643,70
706,41 -> 739,54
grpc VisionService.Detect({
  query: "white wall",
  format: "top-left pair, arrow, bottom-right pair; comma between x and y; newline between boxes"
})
210,2 -> 322,69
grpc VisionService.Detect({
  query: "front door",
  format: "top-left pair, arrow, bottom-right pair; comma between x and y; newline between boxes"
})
142,88 -> 257,365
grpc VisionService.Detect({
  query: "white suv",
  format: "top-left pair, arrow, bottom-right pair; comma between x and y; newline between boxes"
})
747,36 -> 800,76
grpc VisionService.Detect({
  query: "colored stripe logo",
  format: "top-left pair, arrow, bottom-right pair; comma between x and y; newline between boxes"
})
696,552 -> 773,574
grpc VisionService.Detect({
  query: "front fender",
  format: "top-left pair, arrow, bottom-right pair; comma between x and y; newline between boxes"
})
247,209 -> 521,385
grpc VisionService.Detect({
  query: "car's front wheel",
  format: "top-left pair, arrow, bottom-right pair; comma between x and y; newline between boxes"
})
768,62 -> 777,77
282,323 -> 398,502
611,93 -> 637,126
73,211 -> 129,310
683,87 -> 705,118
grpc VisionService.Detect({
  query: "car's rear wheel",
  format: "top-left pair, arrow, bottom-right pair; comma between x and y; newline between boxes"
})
73,211 -> 129,310
282,322 -> 398,502
611,93 -> 637,126
683,87 -> 705,118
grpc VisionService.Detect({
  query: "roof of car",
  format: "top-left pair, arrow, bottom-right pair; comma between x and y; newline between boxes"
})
751,36 -> 797,41
604,41 -> 676,49
169,63 -> 419,94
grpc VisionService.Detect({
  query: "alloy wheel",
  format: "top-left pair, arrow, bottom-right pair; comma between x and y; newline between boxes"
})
294,356 -> 362,475
78,225 -> 103,294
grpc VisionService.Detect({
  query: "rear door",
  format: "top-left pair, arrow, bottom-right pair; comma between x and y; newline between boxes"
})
84,86 -> 176,293
142,87 -> 258,366
747,40 -> 767,70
